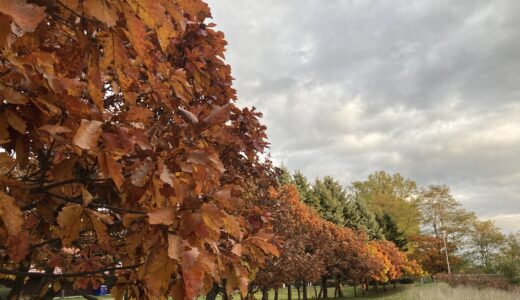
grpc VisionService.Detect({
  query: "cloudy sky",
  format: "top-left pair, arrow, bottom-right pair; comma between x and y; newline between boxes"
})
206,0 -> 520,233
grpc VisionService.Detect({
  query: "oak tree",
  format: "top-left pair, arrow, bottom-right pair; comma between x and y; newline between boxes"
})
0,0 -> 277,299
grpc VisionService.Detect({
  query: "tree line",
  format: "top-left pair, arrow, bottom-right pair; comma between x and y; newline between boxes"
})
277,168 -> 519,285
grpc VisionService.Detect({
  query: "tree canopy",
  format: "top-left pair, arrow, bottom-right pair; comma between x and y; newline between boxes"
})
350,171 -> 421,238
0,0 -> 278,298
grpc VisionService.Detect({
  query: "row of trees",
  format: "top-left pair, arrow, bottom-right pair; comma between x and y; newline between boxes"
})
284,169 -> 519,284
0,0 -> 422,299
251,184 -> 421,300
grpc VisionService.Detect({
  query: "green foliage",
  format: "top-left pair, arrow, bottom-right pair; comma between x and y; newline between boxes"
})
377,213 -> 408,251
343,198 -> 384,240
469,220 -> 505,272
496,232 -> 520,284
312,176 -> 346,225
350,171 -> 421,238
277,165 -> 293,186
292,171 -> 315,206
419,185 -> 477,250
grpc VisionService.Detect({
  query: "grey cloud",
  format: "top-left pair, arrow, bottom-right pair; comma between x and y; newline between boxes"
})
207,0 -> 520,232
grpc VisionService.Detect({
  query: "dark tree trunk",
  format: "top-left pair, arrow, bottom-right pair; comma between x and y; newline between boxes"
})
313,284 -> 319,299
206,282 -> 220,300
288,284 -> 292,300
393,280 -> 396,289
222,280 -> 230,300
321,276 -> 328,299
353,282 -> 357,297
335,276 -> 343,298
262,288 -> 268,300
296,284 -> 301,300
302,282 -> 308,300
274,288 -> 279,300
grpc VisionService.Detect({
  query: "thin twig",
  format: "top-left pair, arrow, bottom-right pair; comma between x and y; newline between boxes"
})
37,190 -> 147,215
30,177 -> 109,191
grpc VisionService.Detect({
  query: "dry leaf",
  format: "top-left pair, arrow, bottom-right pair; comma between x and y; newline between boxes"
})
73,119 -> 103,150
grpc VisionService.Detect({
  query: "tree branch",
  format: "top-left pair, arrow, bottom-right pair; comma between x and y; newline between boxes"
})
36,190 -> 147,215
30,177 -> 109,192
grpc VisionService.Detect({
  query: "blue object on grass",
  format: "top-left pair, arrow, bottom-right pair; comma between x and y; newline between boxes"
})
95,285 -> 108,296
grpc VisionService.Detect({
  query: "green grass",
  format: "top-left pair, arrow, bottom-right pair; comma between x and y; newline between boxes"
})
207,283 -> 423,300
1,282 -> 517,300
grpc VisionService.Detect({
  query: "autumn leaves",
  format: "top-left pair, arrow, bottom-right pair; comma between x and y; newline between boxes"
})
0,0 -> 419,299
255,185 -> 422,295
0,0 -> 275,299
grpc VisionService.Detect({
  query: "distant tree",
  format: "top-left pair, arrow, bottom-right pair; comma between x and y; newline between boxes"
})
409,235 -> 462,276
312,176 -> 346,225
343,198 -> 383,240
277,165 -> 293,186
377,213 -> 408,251
469,220 -> 505,272
293,171 -> 315,207
496,232 -> 520,284
418,185 -> 476,274
350,171 -> 421,238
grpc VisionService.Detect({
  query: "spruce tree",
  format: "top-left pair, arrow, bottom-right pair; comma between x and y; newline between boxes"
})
377,213 -> 408,251
277,165 -> 293,186
312,176 -> 345,225
293,171 -> 315,206
343,198 -> 384,240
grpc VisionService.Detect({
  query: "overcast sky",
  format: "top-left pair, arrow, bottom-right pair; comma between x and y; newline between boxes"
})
206,0 -> 520,233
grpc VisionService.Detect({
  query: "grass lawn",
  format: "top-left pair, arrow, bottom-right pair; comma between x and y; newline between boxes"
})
1,282 -> 518,300
49,284 -> 415,300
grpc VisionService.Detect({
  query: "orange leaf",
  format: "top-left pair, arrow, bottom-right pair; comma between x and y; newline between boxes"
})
0,0 -> 46,32
87,49 -> 104,111
6,231 -> 29,263
148,207 -> 175,225
84,0 -> 118,27
167,234 -> 183,260
157,18 -> 176,52
231,243 -> 242,256
181,246 -> 199,269
252,238 -> 279,257
144,247 -> 177,297
1,86 -> 29,105
81,187 -> 93,207
179,107 -> 198,124
158,158 -> 174,187
0,191 -> 23,235
5,108 -> 26,133
73,119 -> 103,150
39,124 -> 72,135
57,205 -> 84,246
124,7 -> 148,57
203,104 -> 230,126
88,209 -> 112,252
128,0 -> 166,28
104,153 -> 124,189
223,215 -> 242,240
